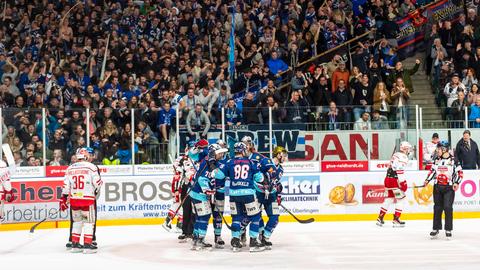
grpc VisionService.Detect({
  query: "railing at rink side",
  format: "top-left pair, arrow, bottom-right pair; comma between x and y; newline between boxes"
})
0,104 -> 475,171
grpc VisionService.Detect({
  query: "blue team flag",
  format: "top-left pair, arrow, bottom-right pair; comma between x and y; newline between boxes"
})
229,6 -> 235,82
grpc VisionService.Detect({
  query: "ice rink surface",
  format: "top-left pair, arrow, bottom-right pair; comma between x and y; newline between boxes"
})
2,219 -> 480,270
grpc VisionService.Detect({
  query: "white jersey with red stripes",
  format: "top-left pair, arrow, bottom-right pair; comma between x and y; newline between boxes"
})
62,161 -> 102,208
389,151 -> 409,182
173,155 -> 196,186
0,160 -> 12,198
423,141 -> 438,163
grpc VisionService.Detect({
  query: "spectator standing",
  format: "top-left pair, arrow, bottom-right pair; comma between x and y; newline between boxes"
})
186,104 -> 210,139
387,60 -> 420,93
352,74 -> 374,121
455,130 -> 480,169
390,78 -> 411,129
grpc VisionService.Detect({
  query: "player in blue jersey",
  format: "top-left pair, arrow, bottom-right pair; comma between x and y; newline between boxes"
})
212,139 -> 229,248
241,136 -> 263,163
257,146 -> 287,249
223,142 -> 265,252
189,143 -> 228,250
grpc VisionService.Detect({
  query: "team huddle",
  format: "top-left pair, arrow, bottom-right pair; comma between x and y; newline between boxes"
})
162,136 -> 287,252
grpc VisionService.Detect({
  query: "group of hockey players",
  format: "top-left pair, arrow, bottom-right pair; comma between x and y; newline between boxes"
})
376,140 -> 463,239
163,136 -> 287,252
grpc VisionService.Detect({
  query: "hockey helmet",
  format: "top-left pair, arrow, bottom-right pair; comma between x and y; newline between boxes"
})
76,147 -> 90,160
437,140 -> 450,152
216,139 -> 227,148
208,143 -> 228,160
399,141 -> 412,153
241,136 -> 254,148
273,146 -> 287,156
234,142 -> 248,156
194,139 -> 209,149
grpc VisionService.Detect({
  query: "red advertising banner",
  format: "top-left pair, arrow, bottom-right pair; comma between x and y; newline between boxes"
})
362,185 -> 386,204
321,161 -> 368,172
10,179 -> 64,204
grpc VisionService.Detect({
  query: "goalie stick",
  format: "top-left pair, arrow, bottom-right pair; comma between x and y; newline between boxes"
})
279,204 -> 314,224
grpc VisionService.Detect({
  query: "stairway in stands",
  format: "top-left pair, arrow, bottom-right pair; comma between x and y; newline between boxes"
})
404,53 -> 444,128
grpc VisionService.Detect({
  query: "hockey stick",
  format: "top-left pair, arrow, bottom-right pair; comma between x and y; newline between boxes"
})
212,202 -> 232,230
30,209 -> 59,233
368,185 -> 426,193
279,204 -> 314,224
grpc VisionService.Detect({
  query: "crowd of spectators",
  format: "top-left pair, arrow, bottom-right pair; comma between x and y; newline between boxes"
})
0,0 -> 458,166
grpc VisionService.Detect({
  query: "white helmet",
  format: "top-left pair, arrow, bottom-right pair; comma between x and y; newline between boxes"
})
399,141 -> 412,154
216,139 -> 227,148
241,136 -> 253,146
75,147 -> 90,160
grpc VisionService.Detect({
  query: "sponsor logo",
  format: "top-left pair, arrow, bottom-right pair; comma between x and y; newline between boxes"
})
10,180 -> 64,204
281,176 -> 320,195
321,161 -> 368,172
13,166 -> 44,178
362,185 -> 386,204
104,180 -> 172,202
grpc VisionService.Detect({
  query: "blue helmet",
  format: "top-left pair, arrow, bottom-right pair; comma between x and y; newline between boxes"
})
234,142 -> 247,155
438,140 -> 450,149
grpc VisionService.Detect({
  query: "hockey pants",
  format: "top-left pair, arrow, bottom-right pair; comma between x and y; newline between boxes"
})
191,198 -> 212,238
230,195 -> 261,239
433,184 -> 455,231
69,200 -> 97,242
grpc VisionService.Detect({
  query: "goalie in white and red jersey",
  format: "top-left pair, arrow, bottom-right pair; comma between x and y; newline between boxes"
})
60,148 -> 103,254
0,160 -> 15,220
376,141 -> 412,227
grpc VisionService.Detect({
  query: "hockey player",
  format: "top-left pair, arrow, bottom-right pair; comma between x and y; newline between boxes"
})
177,142 -> 202,242
212,139 -> 228,248
257,146 -> 287,249
190,144 -> 228,250
424,141 -> 462,239
0,160 -> 15,221
66,147 -> 99,249
224,142 -> 265,252
60,148 -> 103,254
376,141 -> 412,227
242,136 -> 263,162
423,133 -> 440,170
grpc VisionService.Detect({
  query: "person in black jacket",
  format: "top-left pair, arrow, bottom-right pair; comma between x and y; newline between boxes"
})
332,79 -> 353,126
242,92 -> 260,124
286,91 -> 308,123
352,74 -> 374,121
455,130 -> 480,169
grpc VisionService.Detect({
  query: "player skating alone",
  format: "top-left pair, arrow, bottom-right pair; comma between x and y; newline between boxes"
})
257,146 -> 287,249
424,141 -> 462,239
0,160 -> 15,221
223,142 -> 265,252
376,141 -> 412,227
60,148 -> 103,254
190,144 -> 228,250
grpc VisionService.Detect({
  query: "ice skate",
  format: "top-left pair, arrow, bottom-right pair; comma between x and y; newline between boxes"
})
215,235 -> 225,249
445,231 -> 452,240
376,217 -> 385,227
191,236 -> 212,251
70,242 -> 83,253
249,237 -> 265,253
430,230 -> 439,239
231,238 -> 242,252
66,241 -> 72,250
162,216 -> 172,232
174,222 -> 183,233
392,216 -> 405,227
260,232 -> 272,250
179,234 -> 192,243
83,243 -> 98,254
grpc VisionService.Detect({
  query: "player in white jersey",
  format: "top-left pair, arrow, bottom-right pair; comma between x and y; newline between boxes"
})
60,148 -> 103,254
423,133 -> 440,170
0,160 -> 15,220
424,141 -> 462,239
376,141 -> 412,227
162,145 -> 196,233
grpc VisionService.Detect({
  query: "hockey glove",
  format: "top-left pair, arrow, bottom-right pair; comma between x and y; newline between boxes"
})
276,195 -> 282,205
205,189 -> 216,196
59,195 -> 69,211
400,181 -> 408,192
174,191 -> 180,203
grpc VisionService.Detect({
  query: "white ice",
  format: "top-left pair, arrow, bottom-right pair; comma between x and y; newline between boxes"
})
1,219 -> 480,270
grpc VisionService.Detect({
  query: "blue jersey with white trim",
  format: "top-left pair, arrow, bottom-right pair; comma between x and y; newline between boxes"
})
223,157 -> 262,196
190,158 -> 226,201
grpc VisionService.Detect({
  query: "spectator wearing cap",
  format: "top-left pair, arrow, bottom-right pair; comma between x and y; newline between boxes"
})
371,110 -> 389,130
455,130 -> 480,169
186,104 -> 210,139
332,61 -> 350,94
423,133 -> 440,169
